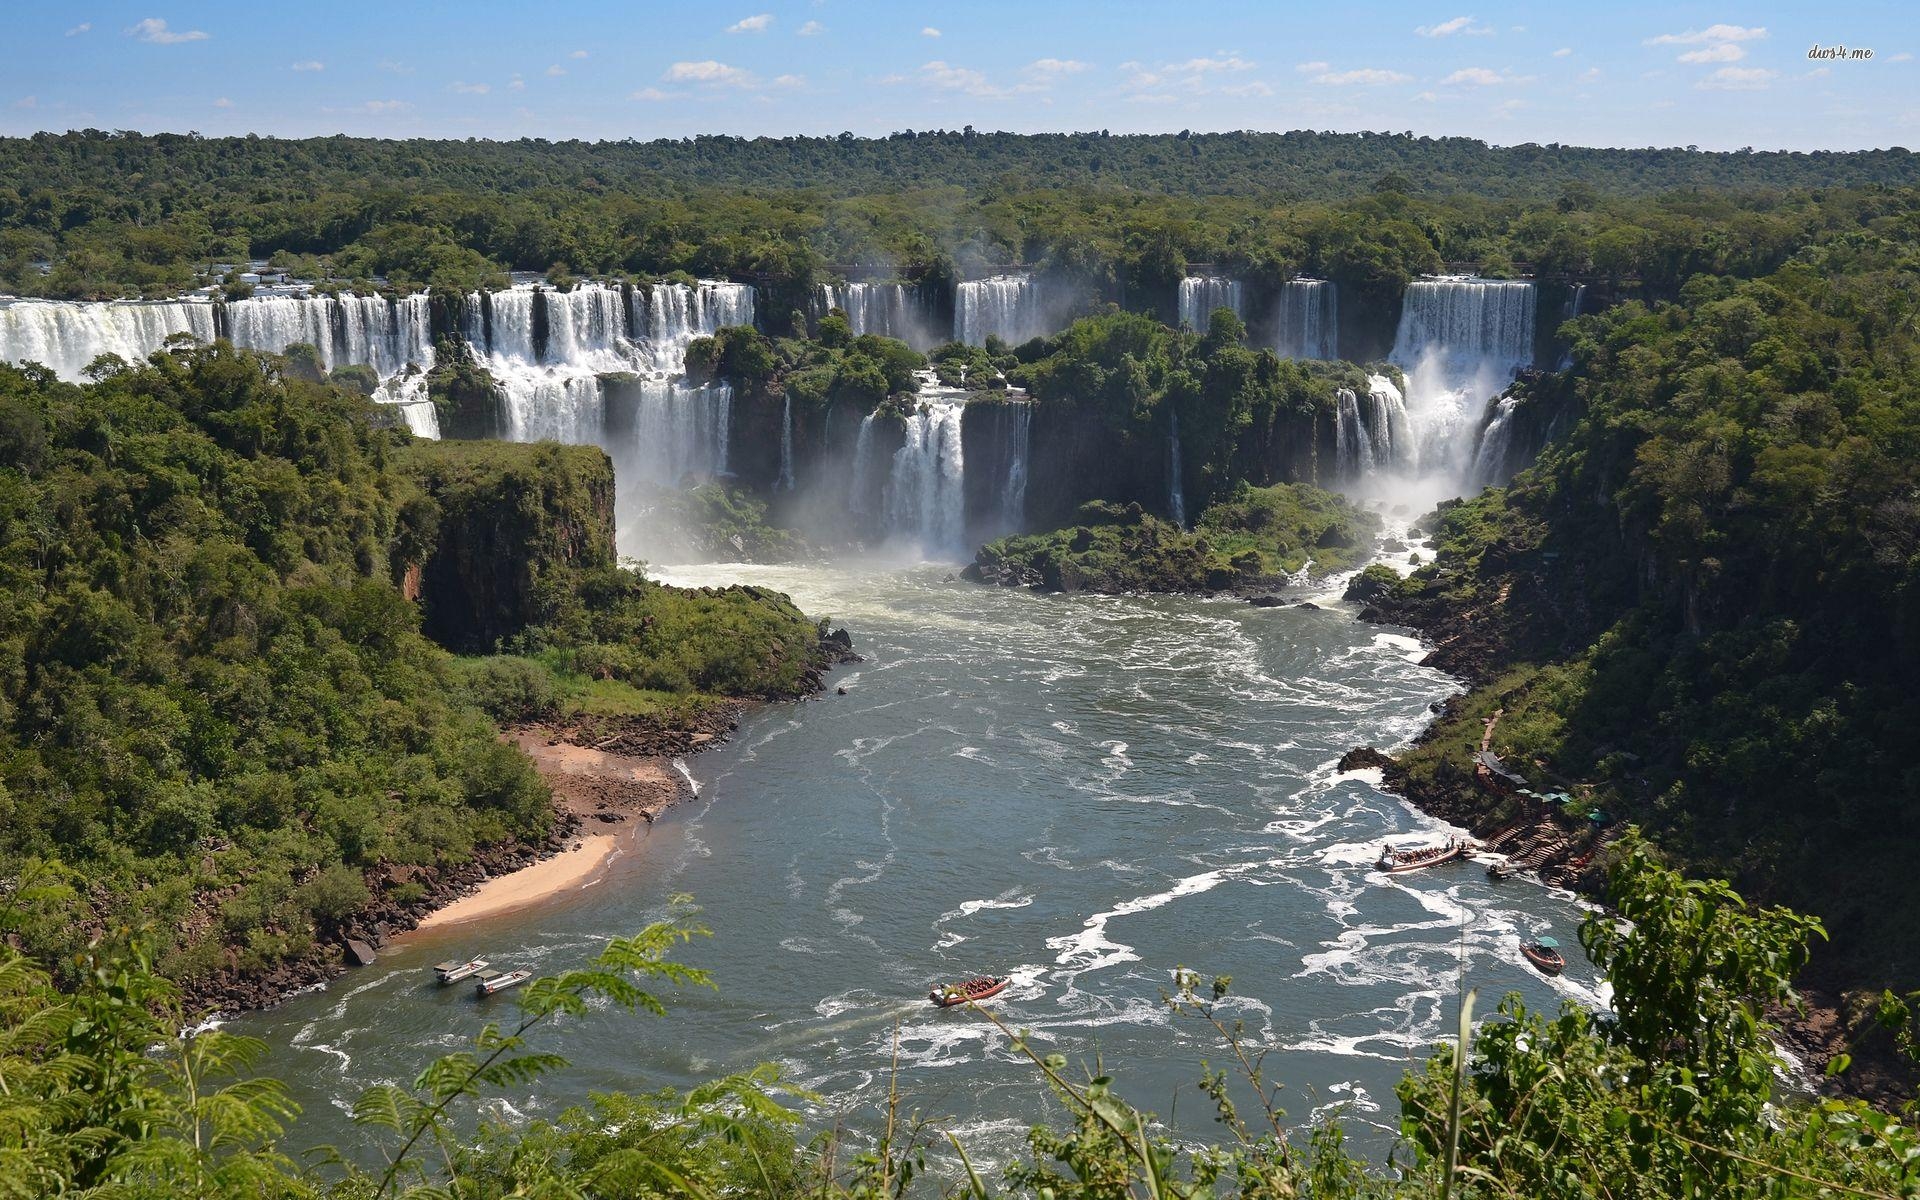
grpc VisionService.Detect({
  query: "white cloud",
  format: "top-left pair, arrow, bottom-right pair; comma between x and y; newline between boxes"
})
1165,54 -> 1253,72
1678,43 -> 1746,63
1413,90 -> 1439,102
569,49 -> 589,59
1127,93 -> 1180,105
509,74 -> 525,91
1890,52 -> 1914,62
545,64 -> 567,76
65,22 -> 91,36
798,20 -> 824,36
1552,47 -> 1572,57
771,73 -> 806,88
917,60 -> 1011,97
449,81 -> 490,94
921,27 -> 941,38
213,97 -> 233,108
630,87 -> 682,101
1315,67 -> 1413,85
1027,57 -> 1090,77
1647,24 -> 1766,45
666,60 -> 757,87
1417,15 -> 1492,37
291,60 -> 324,71
1295,60 -> 1330,73
1696,65 -> 1776,89
378,60 -> 412,74
126,17 -> 209,44
1581,66 -> 1603,82
1221,80 -> 1275,97
13,95 -> 36,109
727,13 -> 773,34
1441,65 -> 1532,85
357,99 -> 408,113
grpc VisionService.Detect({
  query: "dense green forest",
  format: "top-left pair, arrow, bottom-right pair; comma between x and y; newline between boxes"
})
4,131 -> 1917,313
1363,193 -> 1920,995
4,843 -> 1917,1197
0,344 -> 837,994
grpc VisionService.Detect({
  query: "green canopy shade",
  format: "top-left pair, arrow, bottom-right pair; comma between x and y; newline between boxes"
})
1536,936 -> 1560,948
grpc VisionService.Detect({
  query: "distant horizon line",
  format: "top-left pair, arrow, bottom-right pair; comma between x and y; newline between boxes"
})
6,126 -> 1913,156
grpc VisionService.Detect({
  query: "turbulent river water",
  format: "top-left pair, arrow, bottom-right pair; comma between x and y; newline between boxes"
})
241,554 -> 1598,1167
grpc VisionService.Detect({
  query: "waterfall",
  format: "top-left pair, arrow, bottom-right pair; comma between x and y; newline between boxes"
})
1000,401 -> 1032,532
777,395 -> 796,492
1469,390 -> 1522,488
1167,409 -> 1187,527
850,414 -> 877,514
1386,277 -> 1535,488
464,278 -> 750,484
820,282 -> 945,348
1558,283 -> 1588,370
0,292 -> 439,433
1334,374 -> 1414,483
882,401 -> 968,553
0,298 -> 218,380
1274,279 -> 1338,360
1178,277 -> 1242,331
956,275 -> 1045,346
224,293 -> 434,377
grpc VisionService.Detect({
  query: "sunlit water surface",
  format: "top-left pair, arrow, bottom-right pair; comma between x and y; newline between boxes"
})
240,557 -> 1596,1168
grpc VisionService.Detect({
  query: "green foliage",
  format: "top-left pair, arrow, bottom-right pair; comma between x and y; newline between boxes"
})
971,482 -> 1379,594
1374,218 -> 1920,990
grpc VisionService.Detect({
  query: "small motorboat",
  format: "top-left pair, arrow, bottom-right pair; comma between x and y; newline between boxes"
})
1376,838 -> 1467,874
433,958 -> 489,985
929,975 -> 1008,1007
474,968 -> 533,996
1486,860 -> 1515,881
1522,937 -> 1565,976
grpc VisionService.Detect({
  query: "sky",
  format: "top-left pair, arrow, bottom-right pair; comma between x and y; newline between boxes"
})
3,1 -> 1916,151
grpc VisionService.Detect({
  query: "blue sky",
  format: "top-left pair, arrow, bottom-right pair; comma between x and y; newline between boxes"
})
4,2 -> 1916,150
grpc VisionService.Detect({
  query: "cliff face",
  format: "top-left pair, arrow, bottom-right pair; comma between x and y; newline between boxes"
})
397,441 -> 617,652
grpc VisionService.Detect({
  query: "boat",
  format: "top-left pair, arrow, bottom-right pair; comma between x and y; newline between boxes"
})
432,958 -> 489,985
1522,937 -> 1565,976
474,968 -> 532,996
1375,838 -> 1467,874
929,975 -> 1007,1007
1486,860 -> 1515,881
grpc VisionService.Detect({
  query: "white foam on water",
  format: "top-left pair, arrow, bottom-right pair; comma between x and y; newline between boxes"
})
1048,870 -> 1229,978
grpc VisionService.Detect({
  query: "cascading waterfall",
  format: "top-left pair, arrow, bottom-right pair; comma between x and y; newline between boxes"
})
1274,278 -> 1338,360
1178,277 -> 1242,331
0,292 -> 438,430
850,414 -> 877,515
999,401 -> 1032,532
1468,391 -> 1521,488
1167,409 -> 1187,527
819,282 -> 945,349
224,293 -> 434,377
1334,374 -> 1413,482
881,401 -> 968,553
956,275 -> 1046,346
463,280 -> 751,501
776,395 -> 796,492
0,297 -> 218,380
1385,277 -> 1535,489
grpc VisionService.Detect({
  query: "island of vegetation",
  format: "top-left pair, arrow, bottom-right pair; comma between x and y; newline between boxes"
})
966,484 -> 1377,594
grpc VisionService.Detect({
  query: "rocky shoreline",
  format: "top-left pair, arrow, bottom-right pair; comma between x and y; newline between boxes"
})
183,628 -> 861,1019
1346,581 -> 1916,1109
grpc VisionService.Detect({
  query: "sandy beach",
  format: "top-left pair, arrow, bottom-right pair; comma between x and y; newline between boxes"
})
407,730 -> 692,932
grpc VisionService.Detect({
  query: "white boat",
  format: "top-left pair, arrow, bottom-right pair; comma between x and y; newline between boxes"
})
433,958 -> 489,985
474,968 -> 532,996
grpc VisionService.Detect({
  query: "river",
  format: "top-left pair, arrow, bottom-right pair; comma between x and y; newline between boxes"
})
238,555 -> 1597,1169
